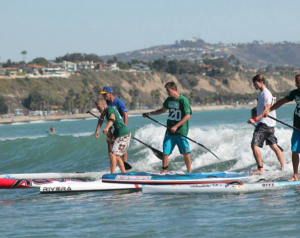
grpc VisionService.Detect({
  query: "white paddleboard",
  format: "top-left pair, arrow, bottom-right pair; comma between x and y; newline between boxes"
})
0,172 -> 104,180
40,180 -> 141,193
142,180 -> 300,194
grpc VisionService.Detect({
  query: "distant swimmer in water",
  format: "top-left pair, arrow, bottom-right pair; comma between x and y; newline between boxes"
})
50,126 -> 55,133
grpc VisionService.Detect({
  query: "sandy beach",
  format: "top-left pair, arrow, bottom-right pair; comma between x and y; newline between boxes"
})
0,104 -> 254,125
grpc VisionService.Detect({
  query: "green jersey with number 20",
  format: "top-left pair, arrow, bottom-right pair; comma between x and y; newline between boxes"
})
163,95 -> 192,136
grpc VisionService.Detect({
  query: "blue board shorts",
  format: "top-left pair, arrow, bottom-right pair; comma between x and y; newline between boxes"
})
163,134 -> 191,155
291,130 -> 300,152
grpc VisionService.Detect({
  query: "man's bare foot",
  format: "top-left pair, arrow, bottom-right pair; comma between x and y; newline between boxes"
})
250,169 -> 264,175
287,175 -> 299,182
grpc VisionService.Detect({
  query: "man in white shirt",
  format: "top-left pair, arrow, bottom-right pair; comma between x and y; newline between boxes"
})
247,74 -> 285,174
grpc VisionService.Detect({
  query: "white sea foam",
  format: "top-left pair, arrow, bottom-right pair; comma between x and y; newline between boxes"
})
30,120 -> 47,124
58,132 -> 94,137
10,122 -> 27,125
132,123 -> 295,178
0,134 -> 47,141
85,118 -> 97,120
60,119 -> 82,122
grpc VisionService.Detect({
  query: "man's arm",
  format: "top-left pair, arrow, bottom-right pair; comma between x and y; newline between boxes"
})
253,103 -> 272,122
270,98 -> 289,112
95,112 -> 106,139
248,97 -> 289,124
103,113 -> 115,134
122,111 -> 128,125
170,114 -> 191,133
142,107 -> 168,117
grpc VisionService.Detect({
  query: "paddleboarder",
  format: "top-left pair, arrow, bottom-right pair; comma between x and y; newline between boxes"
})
263,74 -> 300,181
247,74 -> 285,174
95,98 -> 131,174
99,86 -> 129,163
142,82 -> 192,173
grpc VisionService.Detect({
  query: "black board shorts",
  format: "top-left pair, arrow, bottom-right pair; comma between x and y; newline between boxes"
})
251,123 -> 277,148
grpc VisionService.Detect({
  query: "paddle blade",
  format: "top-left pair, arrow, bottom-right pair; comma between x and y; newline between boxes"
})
152,149 -> 164,160
124,161 -> 132,170
132,136 -> 163,160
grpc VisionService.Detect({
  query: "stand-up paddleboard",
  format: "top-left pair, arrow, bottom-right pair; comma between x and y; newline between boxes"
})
40,180 -> 141,193
0,172 -> 103,180
102,171 -> 247,184
142,180 -> 300,194
0,178 -> 79,189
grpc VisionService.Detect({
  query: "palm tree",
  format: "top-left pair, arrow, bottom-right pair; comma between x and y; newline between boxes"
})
154,89 -> 161,105
21,51 -> 27,63
150,90 -> 155,104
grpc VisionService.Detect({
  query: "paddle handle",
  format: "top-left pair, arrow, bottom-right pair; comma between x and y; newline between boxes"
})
145,115 -> 220,160
268,115 -> 299,131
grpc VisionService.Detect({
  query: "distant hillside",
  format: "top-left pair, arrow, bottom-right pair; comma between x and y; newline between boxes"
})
0,70 -> 296,113
101,39 -> 300,68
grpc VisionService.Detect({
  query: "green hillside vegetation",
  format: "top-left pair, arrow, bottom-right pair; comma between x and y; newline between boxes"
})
231,43 -> 300,67
0,68 -> 295,114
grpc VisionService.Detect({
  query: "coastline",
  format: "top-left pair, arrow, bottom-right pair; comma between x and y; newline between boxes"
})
0,104 -> 255,125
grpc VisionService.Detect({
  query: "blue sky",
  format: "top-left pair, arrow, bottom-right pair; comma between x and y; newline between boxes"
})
1,0 -> 300,62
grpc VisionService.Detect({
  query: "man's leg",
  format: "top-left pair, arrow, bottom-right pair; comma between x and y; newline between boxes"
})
182,153 -> 192,173
177,137 -> 191,173
109,152 -> 117,174
162,154 -> 169,172
251,144 -> 264,174
116,155 -> 126,173
269,144 -> 285,169
287,152 -> 299,181
162,134 -> 173,172
111,134 -> 130,173
107,141 -> 115,173
122,151 -> 128,162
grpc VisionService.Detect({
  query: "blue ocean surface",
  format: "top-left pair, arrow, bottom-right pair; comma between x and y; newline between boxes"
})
1,105 -> 300,237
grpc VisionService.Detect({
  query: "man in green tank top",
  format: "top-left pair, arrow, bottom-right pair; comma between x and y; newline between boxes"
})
95,98 -> 131,174
142,82 -> 192,172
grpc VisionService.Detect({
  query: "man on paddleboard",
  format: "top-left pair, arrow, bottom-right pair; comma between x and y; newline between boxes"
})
99,86 -> 129,163
142,82 -> 192,173
247,74 -> 285,174
95,98 -> 131,174
263,74 -> 300,181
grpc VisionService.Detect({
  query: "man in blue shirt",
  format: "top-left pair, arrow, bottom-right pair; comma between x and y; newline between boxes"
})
99,86 -> 129,162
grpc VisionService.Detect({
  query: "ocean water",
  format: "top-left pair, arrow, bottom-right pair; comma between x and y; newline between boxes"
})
1,105 -> 300,238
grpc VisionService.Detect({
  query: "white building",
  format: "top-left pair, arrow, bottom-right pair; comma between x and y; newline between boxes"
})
63,61 -> 77,71
77,61 -> 94,70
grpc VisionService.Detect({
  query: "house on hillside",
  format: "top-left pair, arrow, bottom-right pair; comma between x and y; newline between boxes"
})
14,109 -> 24,116
94,62 -> 119,71
77,61 -> 94,70
22,64 -> 45,75
131,64 -> 151,72
63,61 -> 77,71
43,66 -> 66,76
5,67 -> 22,75
0,67 -> 6,75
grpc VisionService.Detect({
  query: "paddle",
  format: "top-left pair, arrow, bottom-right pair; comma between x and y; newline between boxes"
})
251,107 -> 283,152
87,111 -> 164,161
131,136 -> 163,160
145,115 -> 220,160
87,111 -> 132,170
268,115 -> 299,131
